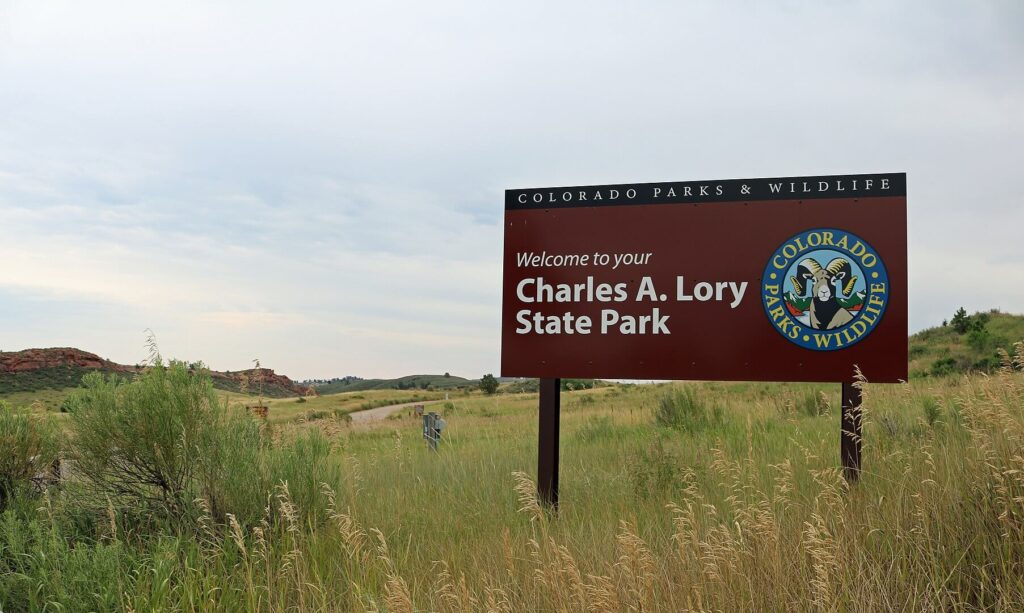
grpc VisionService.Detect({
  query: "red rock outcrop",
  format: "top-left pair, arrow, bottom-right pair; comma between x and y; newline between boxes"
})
0,348 -> 131,373
0,347 -> 309,396
213,368 -> 310,396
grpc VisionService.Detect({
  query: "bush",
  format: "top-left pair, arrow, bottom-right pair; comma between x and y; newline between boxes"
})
930,357 -> 958,377
59,396 -> 75,413
951,307 -> 971,334
576,415 -> 615,442
479,374 -> 499,395
908,344 -> 927,359
268,429 -> 340,525
0,402 -> 61,511
654,386 -> 722,432
561,379 -> 598,391
66,361 -> 264,525
967,328 -> 991,352
194,405 -> 267,525
876,412 -> 926,442
797,390 -> 830,417
629,437 -> 681,499
951,307 -> 990,336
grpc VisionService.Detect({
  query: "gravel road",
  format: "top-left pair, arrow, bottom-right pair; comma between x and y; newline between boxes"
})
348,399 -> 443,424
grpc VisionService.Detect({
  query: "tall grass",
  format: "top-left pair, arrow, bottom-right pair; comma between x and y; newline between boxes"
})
2,344 -> 1024,610
0,402 -> 60,512
654,385 -> 723,432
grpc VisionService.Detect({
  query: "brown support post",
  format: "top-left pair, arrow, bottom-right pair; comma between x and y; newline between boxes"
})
841,381 -> 863,482
538,378 -> 560,508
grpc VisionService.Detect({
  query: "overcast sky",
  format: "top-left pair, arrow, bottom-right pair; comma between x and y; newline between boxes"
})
0,1 -> 1021,379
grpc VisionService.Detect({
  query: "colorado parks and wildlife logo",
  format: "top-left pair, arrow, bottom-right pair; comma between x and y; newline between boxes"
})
761,228 -> 888,351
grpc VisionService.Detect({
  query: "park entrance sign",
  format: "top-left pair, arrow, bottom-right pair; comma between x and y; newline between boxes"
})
502,173 -> 907,383
501,173 -> 907,505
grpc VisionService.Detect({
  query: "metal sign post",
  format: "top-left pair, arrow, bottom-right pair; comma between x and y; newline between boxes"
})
537,378 -> 560,508
422,412 -> 446,451
841,381 -> 863,481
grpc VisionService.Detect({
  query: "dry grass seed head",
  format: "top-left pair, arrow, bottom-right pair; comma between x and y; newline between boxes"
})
511,471 -> 543,522
584,573 -> 622,613
615,519 -> 657,610
482,582 -> 514,613
372,528 -> 414,613
802,510 -> 838,611
227,513 -> 247,557
432,560 -> 479,613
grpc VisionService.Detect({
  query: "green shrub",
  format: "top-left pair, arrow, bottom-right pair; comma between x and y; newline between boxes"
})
479,374 -> 499,395
654,386 -> 722,432
972,355 -> 1000,373
951,307 -> 971,334
930,357 -> 958,377
0,402 -> 61,511
66,362 -> 264,526
877,412 -> 926,442
269,429 -> 340,524
561,378 -> 598,391
576,415 -> 615,442
59,396 -> 75,413
797,390 -> 829,417
629,437 -> 681,499
967,328 -> 992,352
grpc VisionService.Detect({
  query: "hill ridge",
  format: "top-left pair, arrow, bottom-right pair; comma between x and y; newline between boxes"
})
0,347 -> 309,398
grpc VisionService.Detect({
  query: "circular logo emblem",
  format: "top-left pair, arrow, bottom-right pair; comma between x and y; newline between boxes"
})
761,228 -> 888,351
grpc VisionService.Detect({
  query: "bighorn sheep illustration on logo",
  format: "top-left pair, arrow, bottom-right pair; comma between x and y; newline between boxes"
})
763,228 -> 887,351
791,257 -> 858,330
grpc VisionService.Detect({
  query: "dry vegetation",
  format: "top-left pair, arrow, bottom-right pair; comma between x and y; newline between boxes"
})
2,345 -> 1024,611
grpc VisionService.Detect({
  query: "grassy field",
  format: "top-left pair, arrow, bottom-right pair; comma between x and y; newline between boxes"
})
0,388 -> 75,413
2,346 -> 1024,611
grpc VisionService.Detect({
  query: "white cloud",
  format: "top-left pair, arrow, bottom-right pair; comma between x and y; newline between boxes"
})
0,0 -> 1021,377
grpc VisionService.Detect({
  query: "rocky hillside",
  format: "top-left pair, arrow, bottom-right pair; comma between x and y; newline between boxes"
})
209,367 -> 311,398
0,347 -> 130,374
0,348 -> 308,398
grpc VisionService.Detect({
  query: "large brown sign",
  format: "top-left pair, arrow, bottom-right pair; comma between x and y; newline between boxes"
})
501,173 -> 907,383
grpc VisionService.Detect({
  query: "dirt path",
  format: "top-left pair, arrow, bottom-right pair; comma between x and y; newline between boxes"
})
348,399 -> 443,424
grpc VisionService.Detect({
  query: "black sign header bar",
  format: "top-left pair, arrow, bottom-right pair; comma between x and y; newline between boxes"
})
506,172 -> 906,210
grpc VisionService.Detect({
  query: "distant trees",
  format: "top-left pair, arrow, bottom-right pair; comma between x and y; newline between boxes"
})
951,307 -> 991,339
951,307 -> 972,334
943,307 -> 1012,371
479,374 -> 499,395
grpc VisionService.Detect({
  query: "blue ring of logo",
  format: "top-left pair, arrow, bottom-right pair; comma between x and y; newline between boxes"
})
761,228 -> 888,351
